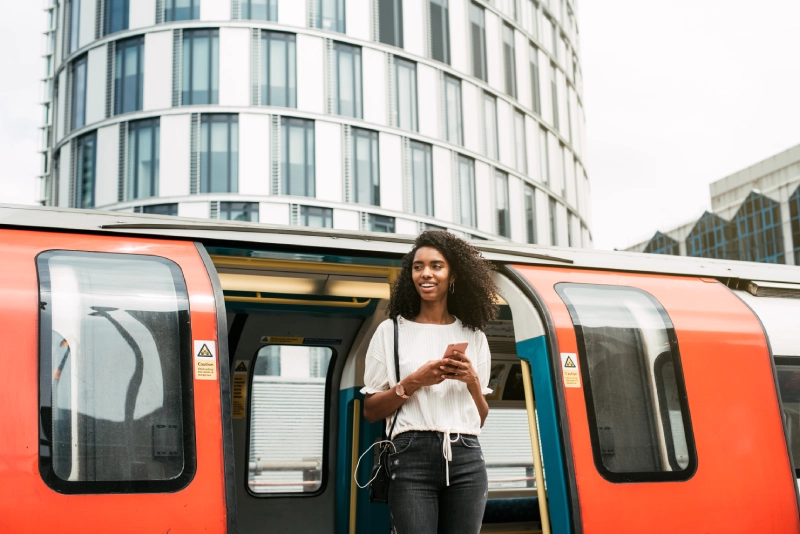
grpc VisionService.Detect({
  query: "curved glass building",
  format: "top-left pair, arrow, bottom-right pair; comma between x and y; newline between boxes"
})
39,0 -> 591,245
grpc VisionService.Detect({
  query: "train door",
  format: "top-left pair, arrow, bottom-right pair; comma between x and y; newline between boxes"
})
0,229 -> 232,532
511,265 -> 800,533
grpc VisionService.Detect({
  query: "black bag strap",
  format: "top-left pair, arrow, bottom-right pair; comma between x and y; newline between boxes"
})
387,317 -> 401,440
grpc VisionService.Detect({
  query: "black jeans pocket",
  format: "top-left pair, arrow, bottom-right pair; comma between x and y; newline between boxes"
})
390,436 -> 415,456
460,436 -> 481,449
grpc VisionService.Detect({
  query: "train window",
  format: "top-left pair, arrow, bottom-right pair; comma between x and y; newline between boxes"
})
775,357 -> 800,477
247,345 -> 333,495
37,251 -> 194,493
556,284 -> 696,482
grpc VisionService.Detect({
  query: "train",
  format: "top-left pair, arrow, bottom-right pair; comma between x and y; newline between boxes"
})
1,202 -> 799,533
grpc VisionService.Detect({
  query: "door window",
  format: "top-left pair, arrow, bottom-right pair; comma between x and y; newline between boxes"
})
775,357 -> 800,477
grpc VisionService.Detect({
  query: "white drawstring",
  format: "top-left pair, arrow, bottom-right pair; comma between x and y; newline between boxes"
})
442,430 -> 460,486
353,439 -> 395,489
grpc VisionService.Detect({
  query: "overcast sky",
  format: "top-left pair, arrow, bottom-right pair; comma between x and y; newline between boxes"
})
3,1 -> 800,250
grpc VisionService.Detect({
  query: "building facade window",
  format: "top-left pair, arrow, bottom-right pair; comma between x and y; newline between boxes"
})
166,0 -> 200,21
791,186 -> 800,265
444,74 -> 463,145
200,114 -> 238,194
550,17 -> 558,60
550,62 -> 559,130
539,126 -> 549,185
334,42 -> 362,118
525,184 -> 536,243
369,214 -> 395,233
221,201 -> 259,222
76,132 -> 97,209
300,206 -> 332,227
71,55 -> 88,130
143,203 -> 177,215
430,0 -> 450,65
104,0 -> 129,35
458,155 -> 476,227
352,128 -> 380,206
559,142 -> 567,197
127,118 -> 160,200
68,0 -> 81,54
529,43 -> 541,115
114,37 -> 144,115
483,92 -> 498,159
644,231 -> 680,255
685,211 -> 734,259
261,31 -> 296,108
282,117 -> 315,197
567,212 -> 574,247
410,141 -> 434,216
316,0 -> 345,33
527,0 -> 539,40
470,2 -> 487,82
242,0 -> 277,20
730,191 -> 785,264
495,170 -> 510,237
183,29 -> 219,105
515,109 -> 527,173
548,196 -> 557,245
502,24 -> 517,98
395,58 -> 418,131
379,0 -> 403,48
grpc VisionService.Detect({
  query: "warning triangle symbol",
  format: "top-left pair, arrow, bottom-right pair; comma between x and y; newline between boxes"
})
235,362 -> 247,372
198,344 -> 213,357
564,356 -> 576,368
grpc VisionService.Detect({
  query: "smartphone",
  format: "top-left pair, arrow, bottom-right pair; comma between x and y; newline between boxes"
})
443,342 -> 469,360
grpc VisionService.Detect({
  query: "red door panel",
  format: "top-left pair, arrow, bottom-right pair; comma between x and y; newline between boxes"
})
0,229 -> 227,533
514,265 -> 799,533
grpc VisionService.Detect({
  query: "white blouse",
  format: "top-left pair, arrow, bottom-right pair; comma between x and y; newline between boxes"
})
360,316 -> 492,438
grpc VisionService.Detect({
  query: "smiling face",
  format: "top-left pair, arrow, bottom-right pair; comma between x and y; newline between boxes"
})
411,246 -> 453,303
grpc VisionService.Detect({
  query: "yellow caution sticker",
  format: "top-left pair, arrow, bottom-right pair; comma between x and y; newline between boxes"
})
260,336 -> 304,345
560,353 -> 581,388
194,340 -> 217,380
232,360 -> 249,419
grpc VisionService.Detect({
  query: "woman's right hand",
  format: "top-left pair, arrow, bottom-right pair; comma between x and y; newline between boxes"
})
404,359 -> 448,392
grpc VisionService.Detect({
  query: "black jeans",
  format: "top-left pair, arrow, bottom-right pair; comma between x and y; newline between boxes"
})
387,431 -> 488,534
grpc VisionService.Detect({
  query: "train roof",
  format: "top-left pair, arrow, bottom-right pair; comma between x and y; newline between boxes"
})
2,203 -> 800,287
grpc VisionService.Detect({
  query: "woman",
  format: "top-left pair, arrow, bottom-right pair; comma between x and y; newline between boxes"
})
361,231 -> 498,534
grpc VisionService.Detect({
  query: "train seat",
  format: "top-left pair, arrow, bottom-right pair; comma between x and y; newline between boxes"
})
483,496 -> 540,523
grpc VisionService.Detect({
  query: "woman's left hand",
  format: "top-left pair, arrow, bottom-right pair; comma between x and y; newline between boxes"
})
440,351 -> 479,387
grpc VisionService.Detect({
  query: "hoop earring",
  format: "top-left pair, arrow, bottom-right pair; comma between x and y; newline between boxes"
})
449,281 -> 455,294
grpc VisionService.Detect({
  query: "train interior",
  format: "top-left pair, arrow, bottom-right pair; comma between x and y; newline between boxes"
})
212,247 -> 547,534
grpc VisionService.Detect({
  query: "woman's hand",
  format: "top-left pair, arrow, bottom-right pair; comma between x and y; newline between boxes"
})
440,351 -> 479,387
406,359 -> 449,390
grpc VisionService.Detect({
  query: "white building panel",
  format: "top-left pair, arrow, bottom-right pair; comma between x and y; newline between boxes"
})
333,208 -> 360,230
535,188 -> 550,245
315,121 -> 343,202
94,123 -> 119,207
484,11 -> 504,93
556,202 -> 568,246
475,161 -> 493,234
570,211 -> 581,248
539,49 -> 552,126
379,132 -> 403,211
346,0 -> 371,41
159,114 -> 191,197
278,0 -> 307,27
462,81 -> 481,154
417,64 -> 439,139
564,151 -> 576,207
396,218 -> 419,235
219,28 -> 250,107
178,201 -> 210,218
58,144 -> 71,207
557,70 -> 569,139
548,131 -> 562,197
297,35 -> 325,114
514,30 -> 530,108
449,0 -> 468,75
143,31 -> 173,111
568,86 -> 579,156
238,113 -> 270,195
508,174 -> 525,242
85,45 -> 106,126
201,0 -> 231,21
56,71 -> 66,142
402,0 -> 426,57
260,201 -> 291,224
432,146 -> 453,223
79,0 -> 95,49
130,0 -> 156,29
497,99 -> 514,168
362,48 -> 388,125
525,115 -> 540,183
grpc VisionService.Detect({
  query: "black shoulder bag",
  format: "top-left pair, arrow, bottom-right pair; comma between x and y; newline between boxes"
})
369,318 -> 401,504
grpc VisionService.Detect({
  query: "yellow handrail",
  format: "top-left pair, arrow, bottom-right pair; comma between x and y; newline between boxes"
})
521,359 -> 551,534
349,399 -> 361,534
224,294 -> 373,308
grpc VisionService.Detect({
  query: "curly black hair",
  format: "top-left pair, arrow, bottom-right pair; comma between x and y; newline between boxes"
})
388,231 -> 498,331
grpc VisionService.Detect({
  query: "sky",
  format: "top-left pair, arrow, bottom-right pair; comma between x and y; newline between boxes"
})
2,1 -> 800,250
